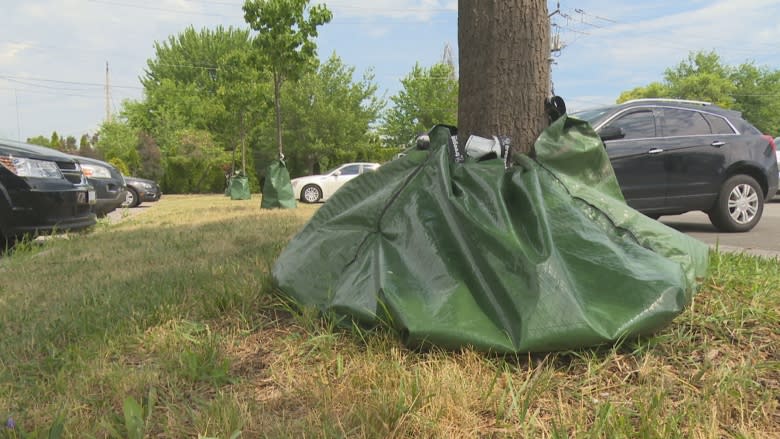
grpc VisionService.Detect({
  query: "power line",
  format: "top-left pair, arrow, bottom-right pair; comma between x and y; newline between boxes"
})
0,74 -> 142,90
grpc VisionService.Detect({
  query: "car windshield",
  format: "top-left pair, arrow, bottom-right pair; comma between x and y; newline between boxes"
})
571,106 -> 618,126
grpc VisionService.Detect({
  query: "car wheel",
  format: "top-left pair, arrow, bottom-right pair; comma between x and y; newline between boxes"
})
707,175 -> 764,232
301,185 -> 322,203
124,187 -> 140,208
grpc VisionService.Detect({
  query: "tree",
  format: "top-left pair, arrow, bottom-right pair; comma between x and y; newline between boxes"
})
96,120 -> 140,173
128,26 -> 269,189
50,131 -> 62,151
731,63 -> 780,134
281,53 -> 384,176
26,135 -> 50,147
243,0 -> 333,158
382,62 -> 458,148
64,136 -> 77,153
137,132 -> 164,181
616,50 -> 780,134
164,129 -> 229,193
617,82 -> 670,103
78,134 -> 96,158
457,0 -> 550,154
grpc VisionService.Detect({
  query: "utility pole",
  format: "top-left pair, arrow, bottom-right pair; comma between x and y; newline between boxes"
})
105,61 -> 111,122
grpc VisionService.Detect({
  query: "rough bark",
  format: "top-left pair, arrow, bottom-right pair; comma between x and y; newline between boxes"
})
458,0 -> 550,155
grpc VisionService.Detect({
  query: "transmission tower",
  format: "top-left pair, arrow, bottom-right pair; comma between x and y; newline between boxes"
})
441,42 -> 457,79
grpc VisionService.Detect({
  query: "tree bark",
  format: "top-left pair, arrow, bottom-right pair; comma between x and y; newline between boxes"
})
273,70 -> 284,158
458,0 -> 549,155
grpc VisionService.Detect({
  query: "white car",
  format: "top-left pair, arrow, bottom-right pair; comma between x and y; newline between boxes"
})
291,162 -> 381,203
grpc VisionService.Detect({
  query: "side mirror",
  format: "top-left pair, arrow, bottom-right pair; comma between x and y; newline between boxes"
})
333,170 -> 341,177
599,126 -> 625,142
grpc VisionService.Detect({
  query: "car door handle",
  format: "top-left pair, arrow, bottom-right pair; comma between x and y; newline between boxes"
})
711,141 -> 726,147
647,148 -> 664,155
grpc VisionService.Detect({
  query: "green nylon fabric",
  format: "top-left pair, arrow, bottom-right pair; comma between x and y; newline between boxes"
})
229,176 -> 251,200
272,116 -> 709,353
261,160 -> 297,209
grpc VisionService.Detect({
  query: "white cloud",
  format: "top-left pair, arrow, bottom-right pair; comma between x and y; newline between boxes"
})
320,0 -> 456,21
0,42 -> 30,65
551,0 -> 780,105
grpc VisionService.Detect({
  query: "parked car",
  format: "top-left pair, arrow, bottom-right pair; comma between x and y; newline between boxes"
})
572,98 -> 779,232
73,156 -> 127,217
0,139 -> 96,247
291,162 -> 381,203
122,176 -> 162,208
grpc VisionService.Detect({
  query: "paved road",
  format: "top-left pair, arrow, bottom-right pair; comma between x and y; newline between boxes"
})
660,198 -> 780,258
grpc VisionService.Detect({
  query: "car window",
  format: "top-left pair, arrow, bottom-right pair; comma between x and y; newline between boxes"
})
603,109 -> 656,139
703,114 -> 736,135
339,165 -> 361,175
662,108 -> 711,136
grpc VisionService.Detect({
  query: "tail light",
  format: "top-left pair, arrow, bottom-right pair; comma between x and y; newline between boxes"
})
763,135 -> 776,153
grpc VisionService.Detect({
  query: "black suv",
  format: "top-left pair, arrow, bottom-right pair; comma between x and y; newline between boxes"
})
0,139 -> 96,246
573,99 -> 779,232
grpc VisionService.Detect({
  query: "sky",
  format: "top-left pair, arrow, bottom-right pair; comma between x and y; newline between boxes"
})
1,0 -> 779,142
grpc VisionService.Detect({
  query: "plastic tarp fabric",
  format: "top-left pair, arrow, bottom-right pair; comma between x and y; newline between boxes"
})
229,176 -> 251,200
261,160 -> 296,209
272,117 -> 709,353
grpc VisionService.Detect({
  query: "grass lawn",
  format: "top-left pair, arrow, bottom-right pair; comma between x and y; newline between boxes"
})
0,194 -> 777,438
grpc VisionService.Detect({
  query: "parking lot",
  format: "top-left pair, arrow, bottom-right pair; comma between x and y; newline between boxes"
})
661,198 -> 780,258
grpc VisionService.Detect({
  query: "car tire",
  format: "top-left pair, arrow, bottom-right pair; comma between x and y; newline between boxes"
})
301,184 -> 322,203
707,174 -> 764,233
124,187 -> 140,208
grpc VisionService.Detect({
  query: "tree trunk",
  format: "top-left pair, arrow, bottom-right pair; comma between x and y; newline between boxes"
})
240,112 -> 246,172
458,0 -> 550,155
273,70 -> 284,158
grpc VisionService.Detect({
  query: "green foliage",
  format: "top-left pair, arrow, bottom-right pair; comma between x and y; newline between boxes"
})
163,129 -> 230,193
382,62 -> 458,148
77,134 -> 96,158
243,0 -> 333,156
616,50 -> 780,133
127,26 -> 269,190
96,120 -> 141,172
49,131 -> 60,150
101,388 -> 157,439
136,132 -> 164,180
281,53 -> 384,176
25,135 -> 50,147
731,63 -> 780,134
107,158 -> 130,176
617,82 -> 670,103
242,0 -> 333,85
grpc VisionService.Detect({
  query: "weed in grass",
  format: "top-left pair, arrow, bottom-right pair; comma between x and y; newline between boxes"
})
0,414 -> 64,439
170,324 -> 234,387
